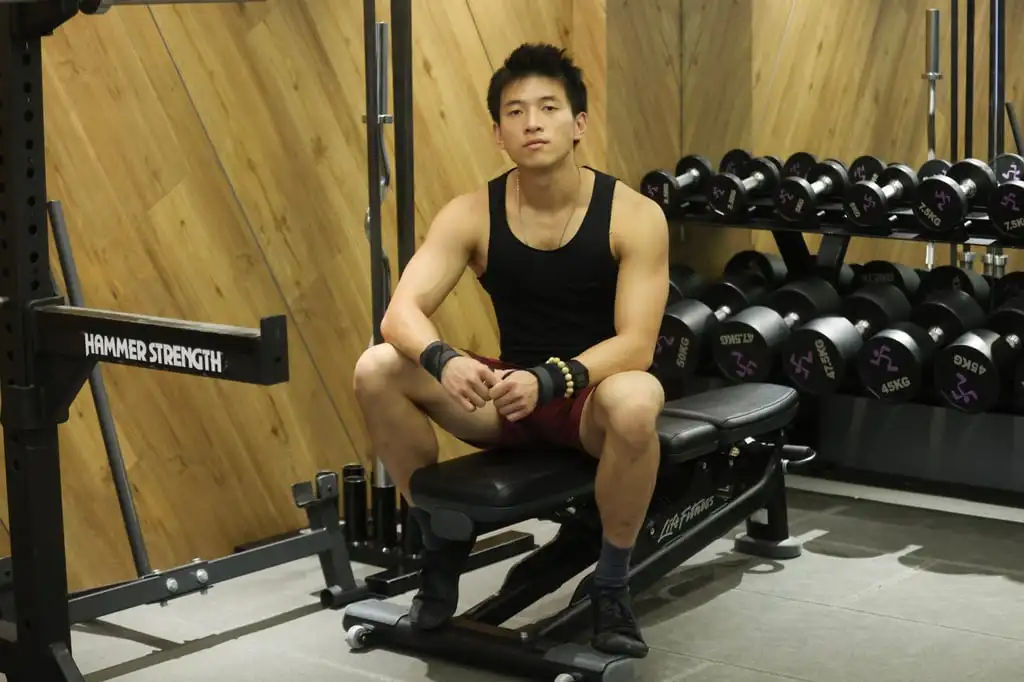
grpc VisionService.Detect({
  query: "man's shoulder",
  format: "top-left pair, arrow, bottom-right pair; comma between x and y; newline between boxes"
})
433,185 -> 492,231
609,177 -> 667,231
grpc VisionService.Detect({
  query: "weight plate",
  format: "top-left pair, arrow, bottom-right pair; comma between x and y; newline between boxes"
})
708,173 -> 747,218
718,149 -> 753,176
775,177 -> 815,221
782,152 -> 817,179
992,153 -> 1024,185
932,330 -> 1001,414
655,299 -> 712,381
848,155 -> 886,184
988,181 -> 1024,239
674,155 -> 714,191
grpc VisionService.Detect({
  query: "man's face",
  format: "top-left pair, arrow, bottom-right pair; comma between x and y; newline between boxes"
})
494,75 -> 586,169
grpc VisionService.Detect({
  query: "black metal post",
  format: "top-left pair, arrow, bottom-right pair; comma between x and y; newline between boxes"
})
965,0 -> 974,157
994,0 -> 1005,155
47,201 -> 152,578
1007,103 -> 1024,155
390,0 -> 420,557
951,0 -> 958,159
364,0 -> 384,346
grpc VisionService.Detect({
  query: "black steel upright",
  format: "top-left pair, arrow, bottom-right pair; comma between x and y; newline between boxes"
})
0,2 -> 308,680
950,0 -> 958,158
364,0 -> 385,346
988,0 -> 1005,158
965,0 -> 975,157
392,0 -> 415,275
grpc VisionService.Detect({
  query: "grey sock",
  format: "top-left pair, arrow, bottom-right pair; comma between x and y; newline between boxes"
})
409,507 -> 440,551
593,537 -> 633,590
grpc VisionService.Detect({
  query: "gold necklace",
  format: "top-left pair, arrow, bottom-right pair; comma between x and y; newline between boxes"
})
515,166 -> 581,249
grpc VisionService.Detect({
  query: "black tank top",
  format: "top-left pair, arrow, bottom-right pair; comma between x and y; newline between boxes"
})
478,167 -> 620,367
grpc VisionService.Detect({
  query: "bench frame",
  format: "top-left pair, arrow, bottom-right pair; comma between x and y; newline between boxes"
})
342,430 -> 801,682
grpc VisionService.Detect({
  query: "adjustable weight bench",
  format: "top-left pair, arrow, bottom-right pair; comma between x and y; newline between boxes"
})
343,383 -> 808,682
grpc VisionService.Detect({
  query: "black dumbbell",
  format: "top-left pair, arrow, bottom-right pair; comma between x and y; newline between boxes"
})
711,277 -> 844,383
932,295 -> 1024,413
708,156 -> 783,219
782,282 -> 913,395
845,164 -> 919,228
718,148 -> 755,177
917,264 -> 991,310
985,153 -> 1024,240
854,260 -> 924,301
780,152 -> 818,180
667,264 -> 706,305
913,158 -> 997,232
774,159 -> 850,222
847,155 -> 887,184
656,251 -> 788,382
641,155 -> 714,212
856,289 -> 987,403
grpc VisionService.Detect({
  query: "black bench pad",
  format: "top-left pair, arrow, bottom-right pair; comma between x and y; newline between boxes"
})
661,383 -> 799,445
410,383 -> 798,524
411,415 -> 716,513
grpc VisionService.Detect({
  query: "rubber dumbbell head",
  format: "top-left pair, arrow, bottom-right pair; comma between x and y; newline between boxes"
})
709,156 -> 783,220
712,277 -> 842,383
722,250 -> 788,288
718,149 -> 754,176
933,295 -> 1024,413
854,260 -> 922,300
667,264 -> 705,305
995,272 -> 1024,307
992,152 -> 1024,185
919,158 -> 952,180
976,153 -> 1024,239
913,158 -> 997,232
640,155 -> 713,211
781,152 -> 818,179
848,155 -> 886,184
783,284 -> 912,394
845,164 -> 918,228
656,252 -> 788,380
775,159 -> 850,222
657,271 -> 776,381
919,264 -> 991,310
856,289 -> 986,403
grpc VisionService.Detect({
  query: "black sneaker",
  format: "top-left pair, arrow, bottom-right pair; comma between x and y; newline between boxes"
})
408,539 -> 474,631
590,586 -> 649,658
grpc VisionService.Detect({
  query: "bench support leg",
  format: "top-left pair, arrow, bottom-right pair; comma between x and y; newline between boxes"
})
734,446 -> 802,560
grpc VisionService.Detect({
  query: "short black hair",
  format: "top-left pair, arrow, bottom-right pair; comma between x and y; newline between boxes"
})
486,43 -> 588,123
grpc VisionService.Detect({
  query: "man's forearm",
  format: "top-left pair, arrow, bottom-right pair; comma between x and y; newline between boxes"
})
573,334 -> 655,386
379,304 -> 449,366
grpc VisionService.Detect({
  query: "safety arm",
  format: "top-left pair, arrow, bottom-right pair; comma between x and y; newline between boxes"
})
379,194 -> 478,364
573,198 -> 669,385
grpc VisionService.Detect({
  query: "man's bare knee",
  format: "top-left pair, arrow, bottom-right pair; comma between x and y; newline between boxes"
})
353,343 -> 416,399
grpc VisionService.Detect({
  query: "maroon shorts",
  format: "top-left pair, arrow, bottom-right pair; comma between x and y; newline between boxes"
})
466,352 -> 595,452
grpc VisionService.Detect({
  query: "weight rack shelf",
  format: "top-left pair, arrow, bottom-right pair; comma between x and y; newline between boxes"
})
670,195 -> 1013,249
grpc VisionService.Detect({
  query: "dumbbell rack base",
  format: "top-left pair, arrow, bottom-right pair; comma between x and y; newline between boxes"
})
807,393 -> 1024,506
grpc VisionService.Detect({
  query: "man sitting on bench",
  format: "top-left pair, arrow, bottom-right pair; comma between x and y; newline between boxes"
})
353,42 -> 667,659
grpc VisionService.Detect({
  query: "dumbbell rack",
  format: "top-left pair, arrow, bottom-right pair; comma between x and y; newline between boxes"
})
670,192 -> 1024,508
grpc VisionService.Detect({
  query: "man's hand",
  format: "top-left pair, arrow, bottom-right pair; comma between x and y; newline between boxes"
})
490,370 -> 540,422
441,356 -> 498,411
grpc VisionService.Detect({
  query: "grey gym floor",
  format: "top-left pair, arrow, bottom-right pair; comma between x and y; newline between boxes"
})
27,485 -> 1024,682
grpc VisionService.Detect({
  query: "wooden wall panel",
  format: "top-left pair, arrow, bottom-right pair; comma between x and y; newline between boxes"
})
678,0 -> 1024,278
2,0 -> 611,591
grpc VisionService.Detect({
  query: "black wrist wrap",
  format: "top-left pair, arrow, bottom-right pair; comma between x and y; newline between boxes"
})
528,358 -> 590,406
419,340 -> 461,382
